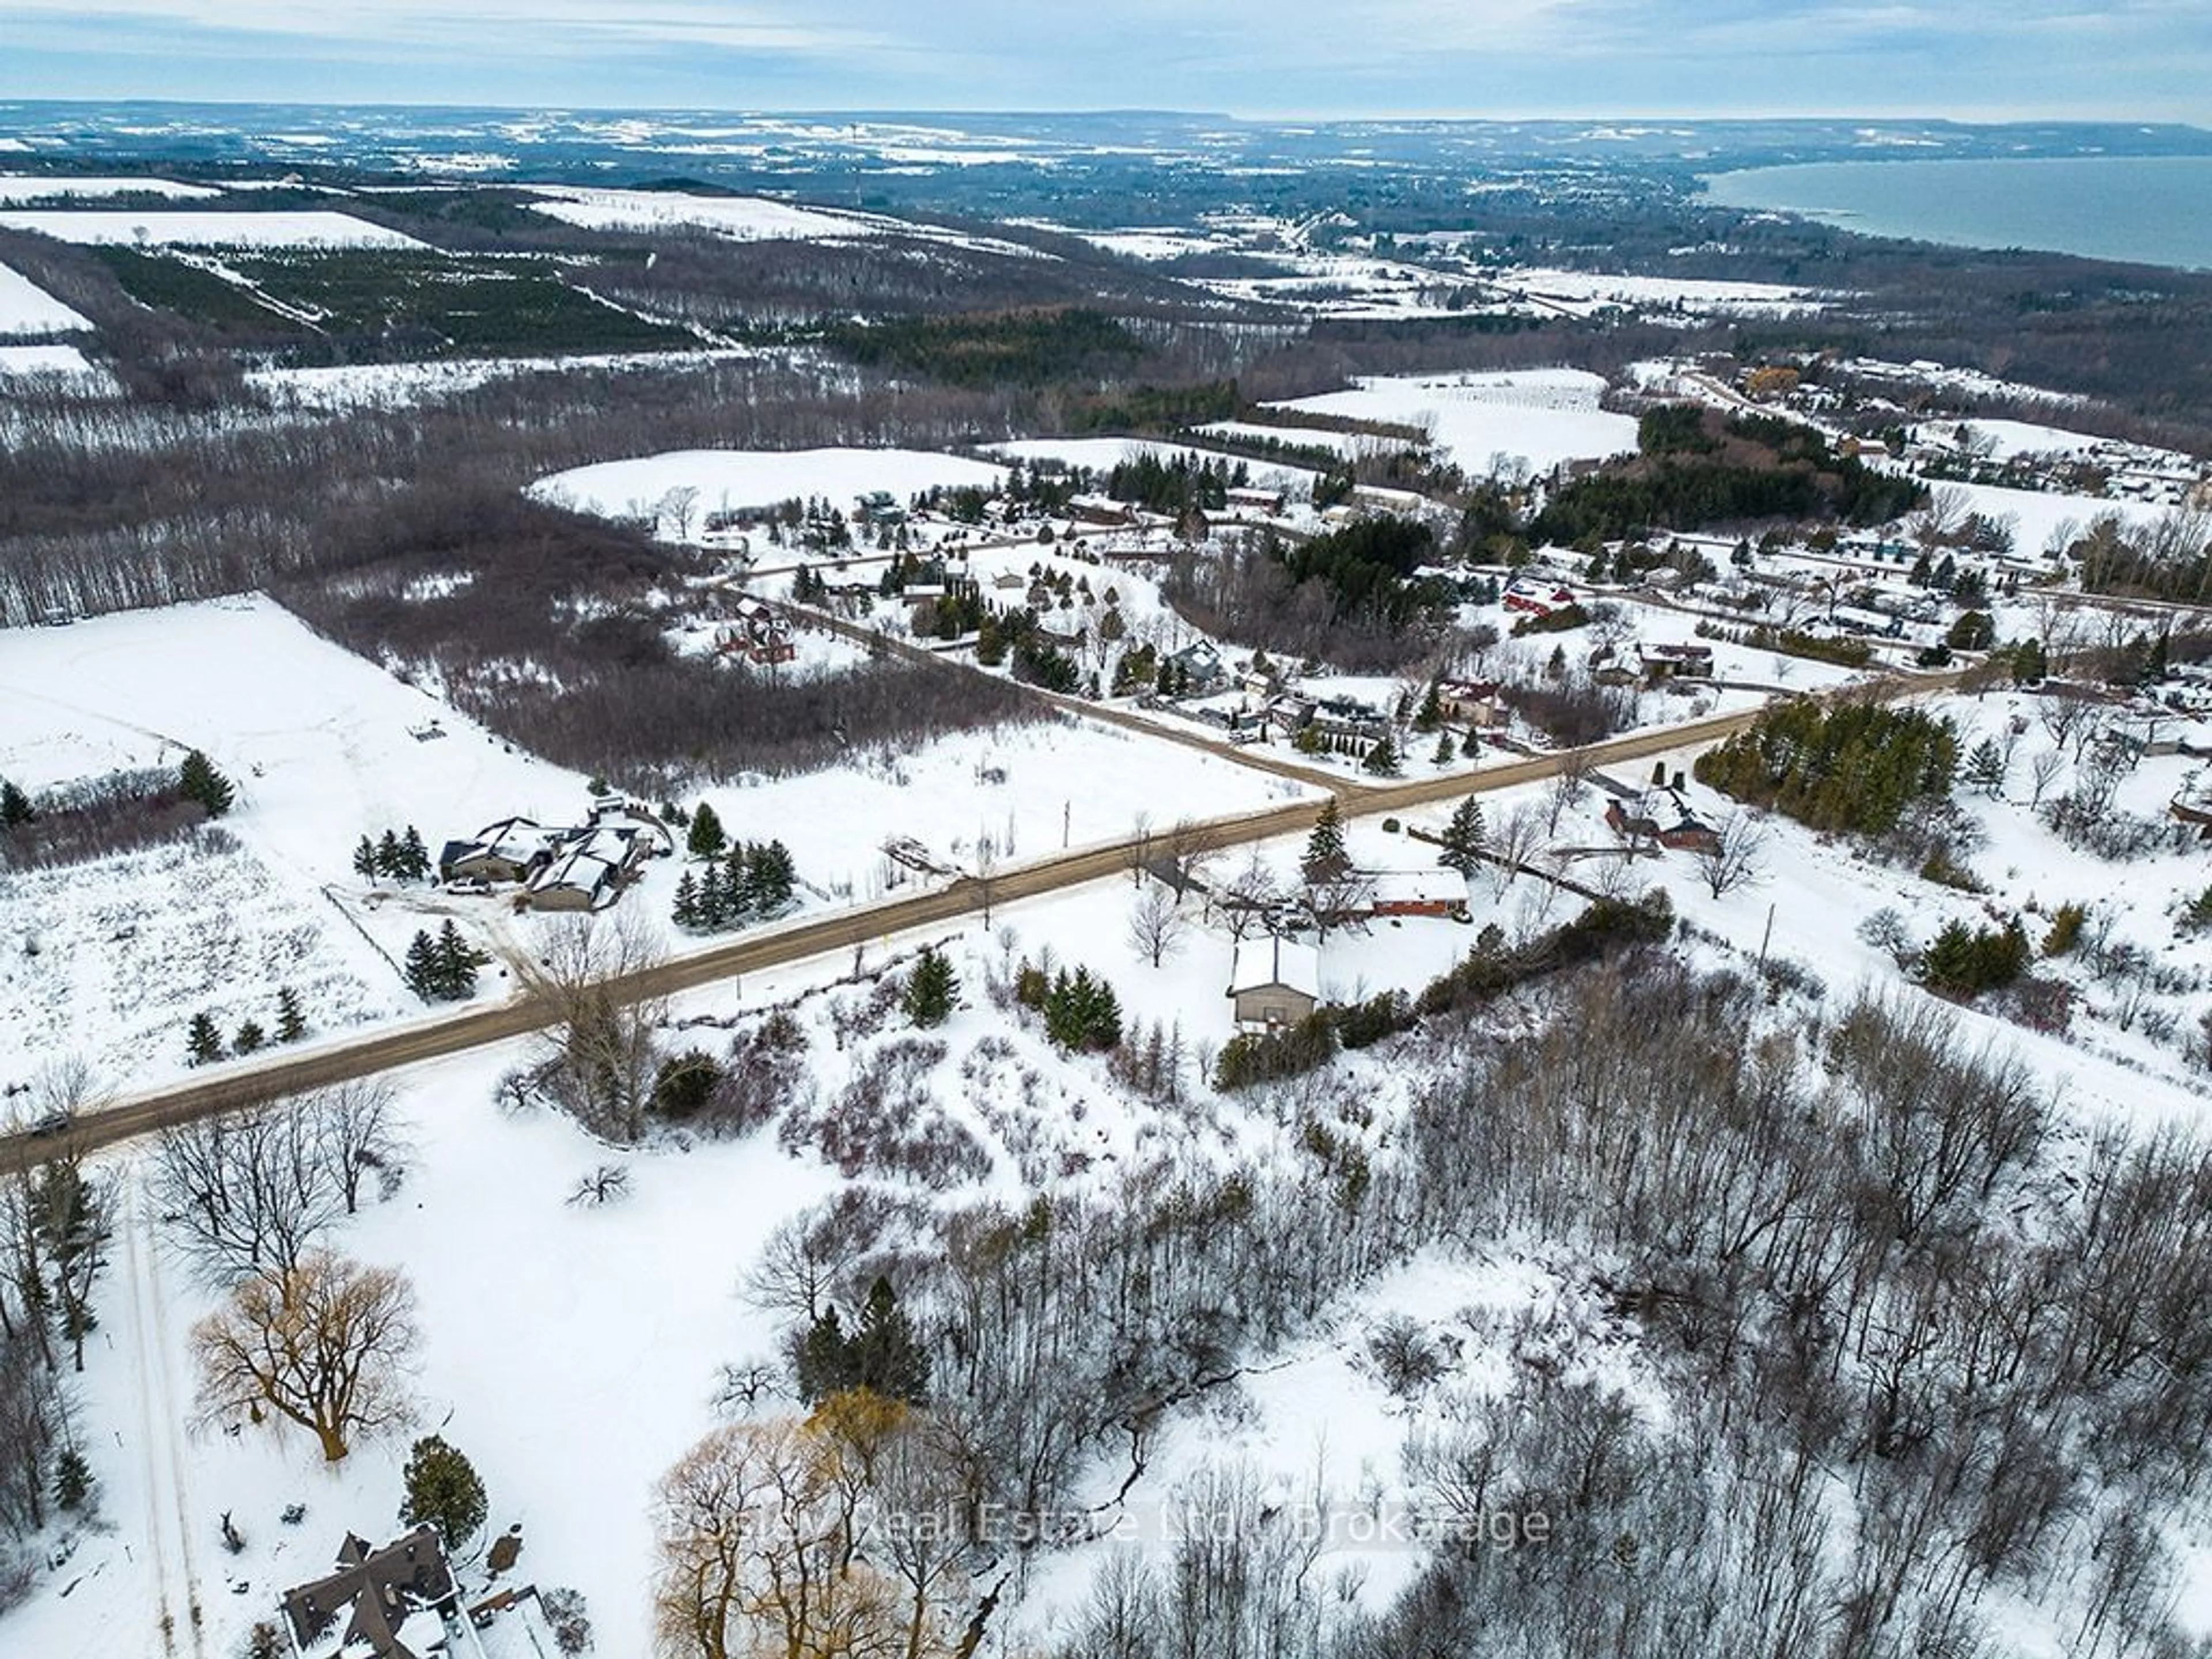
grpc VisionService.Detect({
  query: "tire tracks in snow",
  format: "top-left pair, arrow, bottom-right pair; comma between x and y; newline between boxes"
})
120,1168 -> 207,1658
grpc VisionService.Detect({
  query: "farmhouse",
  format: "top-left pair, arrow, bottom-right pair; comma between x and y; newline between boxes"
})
715,596 -> 796,666
1067,494 -> 1137,527
1164,640 -> 1227,694
1503,577 -> 1577,618
1636,642 -> 1714,684
1228,935 -> 1320,1029
1604,786 -> 1720,854
1437,679 -> 1506,728
1224,484 -> 1286,515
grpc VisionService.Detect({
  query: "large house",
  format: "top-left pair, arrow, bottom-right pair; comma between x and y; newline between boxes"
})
440,805 -> 671,910
1228,935 -> 1321,1029
1503,577 -> 1578,618
1437,679 -> 1506,728
1365,871 -> 1471,921
280,1527 -> 560,1659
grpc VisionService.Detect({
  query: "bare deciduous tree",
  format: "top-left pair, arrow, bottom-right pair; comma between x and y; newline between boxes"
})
522,910 -> 671,1143
153,1104 -> 344,1284
1695,810 -> 1772,900
1127,884 -> 1190,969
311,1080 -> 406,1215
191,1251 -> 419,1462
1487,801 -> 1546,899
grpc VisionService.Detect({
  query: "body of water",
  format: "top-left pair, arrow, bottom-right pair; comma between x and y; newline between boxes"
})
1702,154 -> 2212,274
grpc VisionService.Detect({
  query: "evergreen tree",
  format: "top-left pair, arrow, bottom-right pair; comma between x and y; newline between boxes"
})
850,1277 -> 930,1404
1431,731 -> 1456,766
233,1019 -> 266,1055
687,801 -> 727,861
672,869 -> 700,929
0,778 -> 33,830
275,986 -> 308,1044
186,1012 -> 225,1066
903,949 -> 958,1027
1460,728 -> 1481,759
403,930 -> 443,1002
1363,734 -> 1402,778
1965,737 -> 2008,797
399,826 -> 430,882
1044,967 -> 1122,1052
1438,797 -> 1487,878
1302,797 -> 1349,882
179,749 -> 234,818
399,1435 -> 489,1552
697,864 -> 730,930
1412,680 -> 1443,733
435,920 -> 480,999
352,836 -> 378,881
749,841 -> 796,915
375,829 -> 405,878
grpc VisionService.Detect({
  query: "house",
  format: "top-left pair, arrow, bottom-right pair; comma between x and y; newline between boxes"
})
1310,695 -> 1389,740
1164,641 -> 1226,695
438,817 -> 550,886
519,820 -> 661,912
1437,679 -> 1506,728
715,596 -> 797,666
1365,871 -> 1469,920
1224,484 -> 1286,515
281,1527 -> 464,1659
991,570 -> 1028,592
1503,577 -> 1577,618
1604,787 -> 1720,854
1637,642 -> 1715,684
1228,935 -> 1320,1029
1066,494 -> 1137,527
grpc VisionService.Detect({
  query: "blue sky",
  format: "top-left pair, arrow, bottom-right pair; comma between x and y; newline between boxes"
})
2,1 -> 2208,120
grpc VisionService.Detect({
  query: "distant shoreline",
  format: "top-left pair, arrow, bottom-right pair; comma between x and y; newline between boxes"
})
1702,154 -> 2212,274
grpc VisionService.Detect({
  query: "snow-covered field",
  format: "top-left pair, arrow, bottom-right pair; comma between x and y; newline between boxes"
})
0,258 -> 91,334
0,209 -> 423,248
1490,264 -> 1822,317
245,347 -> 756,411
0,342 -> 105,383
1262,369 -> 1641,477
533,446 -> 1009,530
988,435 -> 1320,490
522,186 -> 1046,260
0,174 -> 220,202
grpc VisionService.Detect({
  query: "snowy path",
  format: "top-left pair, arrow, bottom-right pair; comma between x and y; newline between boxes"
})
118,1172 -> 209,1659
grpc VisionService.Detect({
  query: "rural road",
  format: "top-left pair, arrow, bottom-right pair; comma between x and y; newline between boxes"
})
1,672 -> 1958,1172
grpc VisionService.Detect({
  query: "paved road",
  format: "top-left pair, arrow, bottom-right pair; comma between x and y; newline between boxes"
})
1,671 -> 1960,1172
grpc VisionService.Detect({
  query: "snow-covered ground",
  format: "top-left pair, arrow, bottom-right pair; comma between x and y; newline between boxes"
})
987,436 -> 1320,491
1261,369 -> 1641,478
521,186 -> 1047,260
0,210 -> 423,248
0,174 -> 221,202
0,257 -> 91,334
0,342 -> 106,384
245,347 -> 756,412
1487,264 -> 1823,317
533,446 -> 1008,534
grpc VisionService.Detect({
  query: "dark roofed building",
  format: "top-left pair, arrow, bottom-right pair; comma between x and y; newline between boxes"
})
281,1527 -> 461,1659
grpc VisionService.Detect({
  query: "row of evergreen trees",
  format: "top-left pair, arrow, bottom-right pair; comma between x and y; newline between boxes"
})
1013,961 -> 1124,1051
672,841 -> 797,932
185,987 -> 308,1065
404,922 -> 486,1003
353,825 -> 431,883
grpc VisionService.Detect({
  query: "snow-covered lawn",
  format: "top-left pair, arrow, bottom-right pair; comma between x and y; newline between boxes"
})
0,174 -> 220,202
532,446 -> 1008,533
0,257 -> 90,334
1262,369 -> 1640,478
0,210 -> 423,248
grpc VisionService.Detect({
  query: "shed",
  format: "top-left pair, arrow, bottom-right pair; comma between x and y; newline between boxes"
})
1228,936 -> 1321,1029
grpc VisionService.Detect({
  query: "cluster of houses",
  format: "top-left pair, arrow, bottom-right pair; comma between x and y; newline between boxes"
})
437,802 -> 672,912
279,1526 -> 558,1659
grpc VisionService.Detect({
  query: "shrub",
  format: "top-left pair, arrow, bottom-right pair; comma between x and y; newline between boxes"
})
2043,903 -> 2088,957
1213,1015 -> 1338,1091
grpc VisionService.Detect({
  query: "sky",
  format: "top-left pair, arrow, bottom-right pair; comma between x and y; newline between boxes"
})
2,0 -> 2209,122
